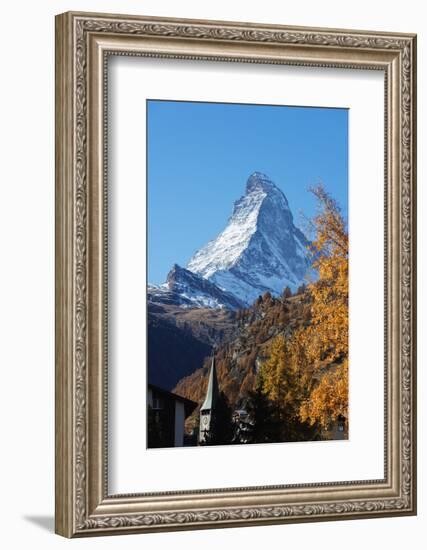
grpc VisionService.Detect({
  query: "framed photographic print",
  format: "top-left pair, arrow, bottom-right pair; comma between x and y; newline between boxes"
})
55,11 -> 417,537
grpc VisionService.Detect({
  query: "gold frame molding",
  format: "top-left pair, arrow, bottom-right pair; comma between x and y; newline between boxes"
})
55,11 -> 417,537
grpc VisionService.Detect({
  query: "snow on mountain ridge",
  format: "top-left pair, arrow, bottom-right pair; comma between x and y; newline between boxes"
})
187,174 -> 268,278
245,171 -> 289,200
148,264 -> 244,310
187,172 -> 311,306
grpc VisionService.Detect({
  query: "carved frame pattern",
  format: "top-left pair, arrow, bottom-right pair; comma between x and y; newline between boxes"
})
55,11 -> 416,537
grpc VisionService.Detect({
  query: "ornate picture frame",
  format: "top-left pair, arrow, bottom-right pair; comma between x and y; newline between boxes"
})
55,11 -> 417,537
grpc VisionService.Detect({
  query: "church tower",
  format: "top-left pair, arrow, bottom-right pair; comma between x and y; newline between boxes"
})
198,356 -> 219,444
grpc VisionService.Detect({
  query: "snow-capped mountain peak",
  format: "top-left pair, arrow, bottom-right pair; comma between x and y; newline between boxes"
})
245,171 -> 287,199
188,172 -> 275,279
187,172 -> 311,306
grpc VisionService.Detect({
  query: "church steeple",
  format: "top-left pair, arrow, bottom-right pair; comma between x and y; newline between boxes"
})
200,356 -> 219,412
199,356 -> 219,443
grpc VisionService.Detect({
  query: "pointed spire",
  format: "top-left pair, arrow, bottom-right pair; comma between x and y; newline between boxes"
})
246,172 -> 276,194
200,355 -> 219,412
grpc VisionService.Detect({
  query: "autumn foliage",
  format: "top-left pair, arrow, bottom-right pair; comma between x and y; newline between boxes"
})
175,184 -> 348,441
259,185 -> 349,434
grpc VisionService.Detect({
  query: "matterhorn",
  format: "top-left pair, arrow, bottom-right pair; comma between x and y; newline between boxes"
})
149,172 -> 311,309
187,172 -> 311,306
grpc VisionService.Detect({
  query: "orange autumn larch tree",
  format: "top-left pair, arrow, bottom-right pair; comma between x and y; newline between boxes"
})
299,185 -> 349,430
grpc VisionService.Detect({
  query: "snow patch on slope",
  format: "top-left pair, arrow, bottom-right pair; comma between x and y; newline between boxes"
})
187,172 -> 311,306
187,186 -> 267,278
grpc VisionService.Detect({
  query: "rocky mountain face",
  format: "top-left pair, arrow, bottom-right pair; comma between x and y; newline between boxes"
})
148,264 -> 244,310
187,172 -> 311,306
148,172 -> 311,311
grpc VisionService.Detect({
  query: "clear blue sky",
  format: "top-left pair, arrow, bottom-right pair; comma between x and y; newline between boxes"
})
147,100 -> 348,284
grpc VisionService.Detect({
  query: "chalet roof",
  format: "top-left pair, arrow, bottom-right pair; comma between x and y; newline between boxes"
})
200,356 -> 219,412
148,383 -> 197,416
